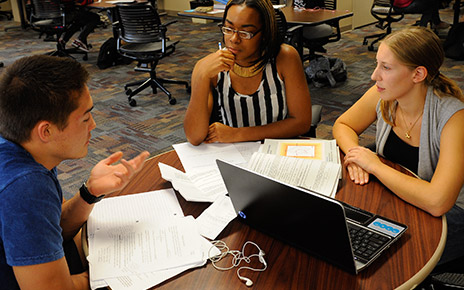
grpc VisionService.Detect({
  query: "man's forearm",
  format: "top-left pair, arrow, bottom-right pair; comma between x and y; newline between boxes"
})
71,271 -> 90,290
61,192 -> 94,241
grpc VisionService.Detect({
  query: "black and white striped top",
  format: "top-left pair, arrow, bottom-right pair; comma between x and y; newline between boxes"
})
214,62 -> 287,128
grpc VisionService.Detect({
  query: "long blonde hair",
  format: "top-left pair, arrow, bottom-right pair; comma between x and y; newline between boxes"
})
379,27 -> 464,126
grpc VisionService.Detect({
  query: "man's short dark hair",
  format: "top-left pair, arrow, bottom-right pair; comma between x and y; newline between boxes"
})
0,55 -> 89,144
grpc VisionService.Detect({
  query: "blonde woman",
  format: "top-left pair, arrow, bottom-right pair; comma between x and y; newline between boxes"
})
333,27 -> 464,266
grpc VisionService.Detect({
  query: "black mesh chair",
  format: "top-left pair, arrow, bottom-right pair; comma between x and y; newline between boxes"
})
29,0 -> 88,60
362,0 -> 404,51
275,8 -> 322,137
299,0 -> 342,61
424,256 -> 464,289
115,3 -> 190,107
275,8 -> 304,58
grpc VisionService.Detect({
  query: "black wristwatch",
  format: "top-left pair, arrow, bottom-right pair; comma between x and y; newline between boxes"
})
79,182 -> 105,204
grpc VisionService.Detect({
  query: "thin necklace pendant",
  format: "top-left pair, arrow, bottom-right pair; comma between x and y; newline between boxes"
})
399,105 -> 423,140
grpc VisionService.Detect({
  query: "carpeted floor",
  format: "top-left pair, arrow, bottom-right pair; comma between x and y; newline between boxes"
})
0,6 -> 463,199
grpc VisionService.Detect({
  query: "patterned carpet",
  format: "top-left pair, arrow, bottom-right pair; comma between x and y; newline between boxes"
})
0,7 -> 463,199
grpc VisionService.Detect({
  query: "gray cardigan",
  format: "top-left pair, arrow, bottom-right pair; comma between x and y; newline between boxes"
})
376,86 -> 464,208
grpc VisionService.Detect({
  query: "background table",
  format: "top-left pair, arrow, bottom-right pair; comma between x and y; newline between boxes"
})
112,150 -> 445,290
178,6 -> 353,27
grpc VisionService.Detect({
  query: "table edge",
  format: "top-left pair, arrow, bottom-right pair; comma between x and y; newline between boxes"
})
395,215 -> 447,290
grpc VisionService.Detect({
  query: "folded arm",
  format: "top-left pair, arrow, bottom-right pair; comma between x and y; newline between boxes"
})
344,110 -> 464,217
335,85 -> 464,216
185,44 -> 312,145
333,85 -> 379,184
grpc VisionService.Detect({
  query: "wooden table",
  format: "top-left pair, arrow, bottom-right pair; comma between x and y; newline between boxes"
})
109,149 -> 446,290
178,6 -> 353,27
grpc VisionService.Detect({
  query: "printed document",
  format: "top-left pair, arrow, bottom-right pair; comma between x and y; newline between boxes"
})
259,138 -> 341,178
104,237 -> 219,290
87,189 -> 219,289
159,162 -> 226,202
89,215 -> 204,279
248,152 -> 340,197
195,195 -> 237,239
172,142 -> 261,172
163,142 -> 261,202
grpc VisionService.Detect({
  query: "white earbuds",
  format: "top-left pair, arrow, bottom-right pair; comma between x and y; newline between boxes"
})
240,277 -> 253,287
259,250 -> 266,266
209,240 -> 267,287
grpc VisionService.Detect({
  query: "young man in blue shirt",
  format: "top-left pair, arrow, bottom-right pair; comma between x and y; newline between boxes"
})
0,55 -> 149,289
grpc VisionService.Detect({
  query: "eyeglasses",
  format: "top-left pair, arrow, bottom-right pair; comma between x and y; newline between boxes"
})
220,26 -> 262,40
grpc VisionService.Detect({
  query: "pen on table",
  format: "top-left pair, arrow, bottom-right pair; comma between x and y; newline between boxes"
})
218,42 -> 222,50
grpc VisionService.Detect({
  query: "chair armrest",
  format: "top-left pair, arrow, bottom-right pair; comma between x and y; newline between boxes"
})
160,20 -> 176,48
301,105 -> 323,138
285,24 -> 304,58
163,20 -> 177,27
311,104 -> 322,127
158,25 -> 169,53
287,24 -> 303,34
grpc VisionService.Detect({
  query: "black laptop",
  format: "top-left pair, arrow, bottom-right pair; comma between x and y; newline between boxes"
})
216,159 -> 408,274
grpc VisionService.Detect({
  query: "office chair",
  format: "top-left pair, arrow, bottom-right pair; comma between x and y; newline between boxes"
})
363,0 -> 404,51
29,0 -> 88,60
299,0 -> 342,61
275,7 -> 304,57
275,8 -> 322,137
427,256 -> 464,290
115,3 -> 190,107
0,0 -> 13,20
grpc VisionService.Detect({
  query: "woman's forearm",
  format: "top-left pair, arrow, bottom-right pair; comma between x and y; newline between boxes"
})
333,121 -> 362,153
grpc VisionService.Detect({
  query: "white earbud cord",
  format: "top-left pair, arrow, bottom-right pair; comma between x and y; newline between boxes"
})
208,240 -> 268,287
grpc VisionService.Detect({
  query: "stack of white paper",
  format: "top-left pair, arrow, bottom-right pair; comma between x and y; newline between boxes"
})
159,140 -> 340,243
160,142 -> 261,203
158,142 -> 262,241
87,189 -> 220,290
259,138 -> 342,179
248,152 -> 340,197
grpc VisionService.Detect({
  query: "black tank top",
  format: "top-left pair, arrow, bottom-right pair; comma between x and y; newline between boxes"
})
383,129 -> 419,174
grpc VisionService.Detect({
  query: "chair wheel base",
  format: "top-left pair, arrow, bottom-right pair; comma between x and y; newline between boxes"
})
129,99 -> 137,107
169,98 -> 176,105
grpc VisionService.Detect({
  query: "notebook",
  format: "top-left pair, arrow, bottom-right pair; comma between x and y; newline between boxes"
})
216,159 -> 408,274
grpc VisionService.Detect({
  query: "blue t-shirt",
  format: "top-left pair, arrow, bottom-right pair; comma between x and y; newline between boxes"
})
0,137 -> 64,290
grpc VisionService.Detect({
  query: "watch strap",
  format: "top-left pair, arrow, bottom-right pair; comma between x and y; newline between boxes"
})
79,182 -> 104,204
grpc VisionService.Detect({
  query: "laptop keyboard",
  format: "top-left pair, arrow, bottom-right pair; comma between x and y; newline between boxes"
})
348,223 -> 390,261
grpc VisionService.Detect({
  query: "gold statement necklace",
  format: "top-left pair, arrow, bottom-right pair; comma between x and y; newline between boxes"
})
399,106 -> 424,139
232,62 -> 264,78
